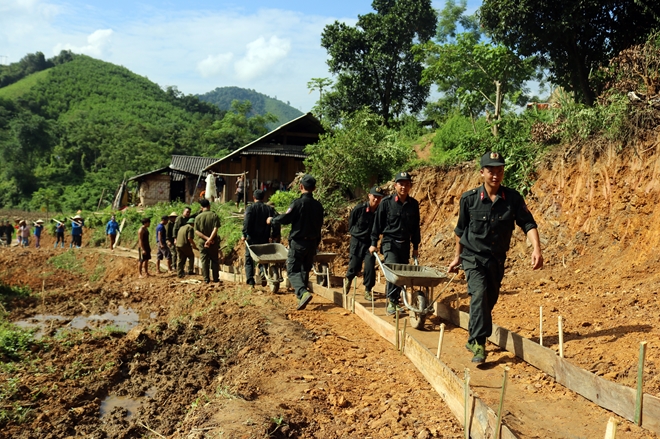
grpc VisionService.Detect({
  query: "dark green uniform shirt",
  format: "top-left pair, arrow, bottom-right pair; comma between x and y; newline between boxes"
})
455,184 -> 537,263
242,201 -> 281,244
194,210 -> 221,248
370,194 -> 421,250
349,201 -> 377,243
271,192 -> 324,245
176,224 -> 195,249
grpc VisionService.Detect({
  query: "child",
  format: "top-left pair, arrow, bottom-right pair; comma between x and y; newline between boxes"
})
138,218 -> 151,278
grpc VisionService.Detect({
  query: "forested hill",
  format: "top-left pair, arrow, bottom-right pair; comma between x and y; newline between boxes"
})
0,55 -> 276,211
198,86 -> 304,128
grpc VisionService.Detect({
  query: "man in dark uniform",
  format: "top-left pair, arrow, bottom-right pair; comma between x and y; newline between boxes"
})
194,199 -> 221,283
449,151 -> 543,363
0,220 -> 6,246
267,174 -> 324,310
344,186 -> 385,300
370,172 -> 421,316
241,189 -> 281,287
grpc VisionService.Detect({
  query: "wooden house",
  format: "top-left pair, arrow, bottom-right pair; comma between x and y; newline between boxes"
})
204,113 -> 324,200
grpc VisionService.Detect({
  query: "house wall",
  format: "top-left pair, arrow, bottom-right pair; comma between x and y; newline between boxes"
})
209,155 -> 306,203
137,174 -> 170,206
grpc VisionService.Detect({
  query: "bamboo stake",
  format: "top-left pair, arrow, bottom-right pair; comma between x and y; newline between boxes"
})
558,316 -> 564,358
540,306 -> 543,347
464,368 -> 471,439
401,319 -> 408,355
395,309 -> 400,351
436,323 -> 446,359
604,417 -> 618,439
352,278 -> 356,313
635,341 -> 648,426
495,368 -> 509,439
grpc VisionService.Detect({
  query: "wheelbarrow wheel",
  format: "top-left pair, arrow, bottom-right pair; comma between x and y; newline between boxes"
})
269,266 -> 280,293
408,290 -> 427,330
316,263 -> 329,287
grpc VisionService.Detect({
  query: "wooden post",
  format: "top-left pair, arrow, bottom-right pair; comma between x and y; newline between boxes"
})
115,218 -> 126,247
558,316 -> 564,358
604,417 -> 618,439
540,306 -> 543,347
395,309 -> 400,351
436,323 -> 446,359
401,319 -> 408,355
371,291 -> 374,314
456,290 -> 460,310
495,368 -> 509,439
464,368 -> 471,439
635,341 -> 648,425
97,188 -> 105,210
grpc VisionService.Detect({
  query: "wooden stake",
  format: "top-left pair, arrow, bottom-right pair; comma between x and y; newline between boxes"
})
401,319 -> 408,355
371,291 -> 374,314
436,323 -> 446,359
540,306 -> 543,347
495,368 -> 509,439
604,417 -> 618,439
558,316 -> 564,358
635,341 -> 648,426
395,309 -> 400,351
464,368 -> 471,439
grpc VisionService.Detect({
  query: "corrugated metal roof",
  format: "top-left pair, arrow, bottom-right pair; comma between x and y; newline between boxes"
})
127,166 -> 170,181
170,155 -> 219,176
204,112 -> 324,170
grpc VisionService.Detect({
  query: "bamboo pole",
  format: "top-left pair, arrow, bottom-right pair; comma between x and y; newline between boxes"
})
604,417 -> 618,439
395,309 -> 400,351
436,323 -> 446,359
401,319 -> 408,355
558,316 -> 564,358
495,368 -> 509,439
540,306 -> 543,346
464,368 -> 471,439
635,341 -> 648,425
352,278 -> 356,313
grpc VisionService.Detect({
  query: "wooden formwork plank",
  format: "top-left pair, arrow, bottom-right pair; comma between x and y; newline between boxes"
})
434,302 -> 660,435
311,283 -> 519,439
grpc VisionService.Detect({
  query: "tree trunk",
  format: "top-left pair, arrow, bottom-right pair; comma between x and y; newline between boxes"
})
492,80 -> 502,137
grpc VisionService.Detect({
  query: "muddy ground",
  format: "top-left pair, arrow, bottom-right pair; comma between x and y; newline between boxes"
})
3,141 -> 660,438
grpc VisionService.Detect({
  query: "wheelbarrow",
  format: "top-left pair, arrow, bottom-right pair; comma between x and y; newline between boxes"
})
312,252 -> 337,287
374,255 -> 456,330
246,243 -> 288,293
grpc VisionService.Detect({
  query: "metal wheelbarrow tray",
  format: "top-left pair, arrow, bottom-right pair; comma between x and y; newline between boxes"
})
246,243 -> 288,264
380,263 -> 447,288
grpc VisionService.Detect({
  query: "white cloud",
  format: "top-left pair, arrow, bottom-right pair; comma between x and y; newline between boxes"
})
234,36 -> 291,81
197,53 -> 234,78
53,29 -> 113,58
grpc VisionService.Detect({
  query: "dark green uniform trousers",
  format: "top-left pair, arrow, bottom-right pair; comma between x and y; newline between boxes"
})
382,239 -> 410,303
176,246 -> 195,278
199,244 -> 219,282
463,256 -> 505,345
287,239 -> 315,299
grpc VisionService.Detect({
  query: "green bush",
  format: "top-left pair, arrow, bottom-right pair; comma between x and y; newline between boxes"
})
268,190 -> 298,214
0,320 -> 35,361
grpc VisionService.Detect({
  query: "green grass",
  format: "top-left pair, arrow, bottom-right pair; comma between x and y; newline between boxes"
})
0,69 -> 51,100
0,320 -> 36,361
47,251 -> 84,274
0,282 -> 31,309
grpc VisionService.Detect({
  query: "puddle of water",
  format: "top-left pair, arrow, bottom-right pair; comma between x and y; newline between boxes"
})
14,306 -> 157,338
99,387 -> 157,420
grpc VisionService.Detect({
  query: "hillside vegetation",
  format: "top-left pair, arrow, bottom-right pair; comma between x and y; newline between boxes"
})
0,55 -> 275,211
197,86 -> 304,128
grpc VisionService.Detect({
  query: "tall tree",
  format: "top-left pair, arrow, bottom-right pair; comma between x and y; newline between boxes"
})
479,0 -> 660,106
320,0 -> 437,125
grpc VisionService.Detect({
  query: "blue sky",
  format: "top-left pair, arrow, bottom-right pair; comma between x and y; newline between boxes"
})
1,0 -> 482,112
